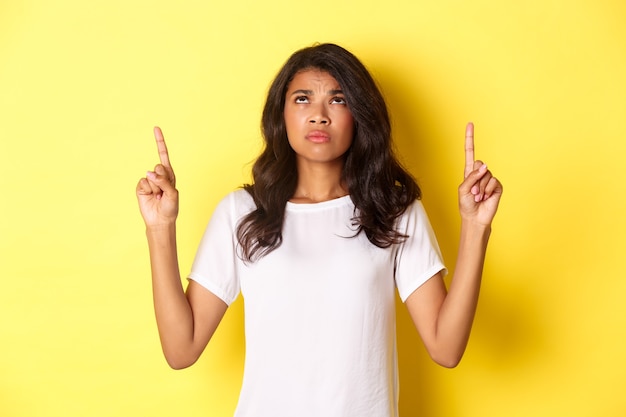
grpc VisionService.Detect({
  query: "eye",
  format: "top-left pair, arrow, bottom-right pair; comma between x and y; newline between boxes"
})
330,96 -> 347,105
294,96 -> 309,104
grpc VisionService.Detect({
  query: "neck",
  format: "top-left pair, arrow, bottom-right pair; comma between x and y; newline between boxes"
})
290,160 -> 348,203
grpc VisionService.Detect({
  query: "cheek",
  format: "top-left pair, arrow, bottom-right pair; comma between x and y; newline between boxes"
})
283,110 -> 298,146
283,108 -> 292,128
342,114 -> 355,137
284,107 -> 304,130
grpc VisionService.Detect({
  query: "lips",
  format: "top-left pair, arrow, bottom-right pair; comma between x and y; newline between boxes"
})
305,130 -> 330,143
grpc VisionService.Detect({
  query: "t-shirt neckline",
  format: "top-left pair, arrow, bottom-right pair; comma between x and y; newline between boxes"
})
286,195 -> 352,211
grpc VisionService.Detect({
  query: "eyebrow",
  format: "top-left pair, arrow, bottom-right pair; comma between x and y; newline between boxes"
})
290,89 -> 344,96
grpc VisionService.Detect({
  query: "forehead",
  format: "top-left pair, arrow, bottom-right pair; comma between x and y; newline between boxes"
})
287,69 -> 341,90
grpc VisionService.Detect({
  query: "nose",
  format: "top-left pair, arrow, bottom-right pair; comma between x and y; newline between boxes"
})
308,103 -> 329,125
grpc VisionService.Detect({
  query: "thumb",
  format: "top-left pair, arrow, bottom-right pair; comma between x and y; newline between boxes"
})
459,163 -> 487,194
146,170 -> 177,197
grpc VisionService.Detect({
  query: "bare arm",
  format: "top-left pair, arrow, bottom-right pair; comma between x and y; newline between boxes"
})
136,127 -> 227,369
405,123 -> 503,368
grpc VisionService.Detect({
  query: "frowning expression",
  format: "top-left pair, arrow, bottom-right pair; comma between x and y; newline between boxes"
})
284,69 -> 354,167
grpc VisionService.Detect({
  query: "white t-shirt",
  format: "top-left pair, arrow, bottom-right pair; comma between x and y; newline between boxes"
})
188,190 -> 446,417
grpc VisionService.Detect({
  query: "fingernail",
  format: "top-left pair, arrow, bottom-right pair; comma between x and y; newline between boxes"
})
479,164 -> 488,172
146,171 -> 155,179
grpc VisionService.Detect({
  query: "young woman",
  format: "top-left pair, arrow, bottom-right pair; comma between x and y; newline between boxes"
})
136,43 -> 502,417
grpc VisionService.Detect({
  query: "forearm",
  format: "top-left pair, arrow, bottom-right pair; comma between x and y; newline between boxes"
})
413,121 -> 502,367
434,221 -> 490,365
146,223 -> 197,367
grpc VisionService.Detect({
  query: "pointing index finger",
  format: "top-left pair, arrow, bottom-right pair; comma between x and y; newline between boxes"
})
154,126 -> 172,168
464,122 -> 475,178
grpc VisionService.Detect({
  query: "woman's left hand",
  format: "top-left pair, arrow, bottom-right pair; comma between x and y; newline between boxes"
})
458,123 -> 503,226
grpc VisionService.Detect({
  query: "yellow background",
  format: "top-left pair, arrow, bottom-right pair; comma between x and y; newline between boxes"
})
1,0 -> 625,416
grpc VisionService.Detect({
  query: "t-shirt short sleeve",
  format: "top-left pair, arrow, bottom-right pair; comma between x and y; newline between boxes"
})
394,200 -> 447,302
187,191 -> 254,305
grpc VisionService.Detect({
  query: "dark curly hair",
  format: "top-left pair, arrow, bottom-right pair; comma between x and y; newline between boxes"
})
236,43 -> 420,262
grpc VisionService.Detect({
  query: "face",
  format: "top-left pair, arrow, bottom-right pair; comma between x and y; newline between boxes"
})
283,69 -> 354,168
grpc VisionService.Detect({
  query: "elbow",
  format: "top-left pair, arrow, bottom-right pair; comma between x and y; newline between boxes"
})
166,358 -> 194,370
163,350 -> 200,370
429,349 -> 465,369
433,355 -> 462,369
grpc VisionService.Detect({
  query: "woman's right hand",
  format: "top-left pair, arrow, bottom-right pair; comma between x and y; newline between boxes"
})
136,127 -> 179,227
